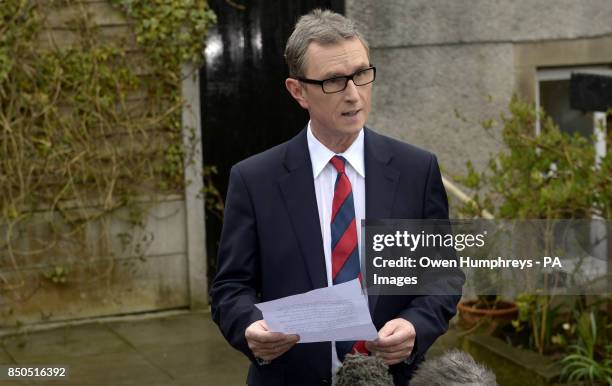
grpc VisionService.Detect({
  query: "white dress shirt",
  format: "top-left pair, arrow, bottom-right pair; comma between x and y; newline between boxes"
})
306,122 -> 366,380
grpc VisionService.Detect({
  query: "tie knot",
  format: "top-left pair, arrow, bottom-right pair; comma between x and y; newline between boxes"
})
330,155 -> 347,174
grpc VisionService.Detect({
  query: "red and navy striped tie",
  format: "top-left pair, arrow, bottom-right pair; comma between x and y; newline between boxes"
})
330,155 -> 369,361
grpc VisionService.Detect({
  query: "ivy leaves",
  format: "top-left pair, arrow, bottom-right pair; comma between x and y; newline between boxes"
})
111,0 -> 217,69
0,0 -> 215,298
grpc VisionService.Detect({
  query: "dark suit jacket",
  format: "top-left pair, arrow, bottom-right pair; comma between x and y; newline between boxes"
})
210,127 -> 464,386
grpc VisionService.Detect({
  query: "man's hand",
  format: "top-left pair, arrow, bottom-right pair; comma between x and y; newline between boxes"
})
365,318 -> 416,365
245,320 -> 300,361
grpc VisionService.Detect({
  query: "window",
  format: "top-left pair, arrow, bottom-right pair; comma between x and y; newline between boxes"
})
535,66 -> 612,162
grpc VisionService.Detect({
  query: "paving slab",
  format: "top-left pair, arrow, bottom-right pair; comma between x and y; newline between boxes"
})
108,312 -> 213,349
108,311 -> 250,384
173,369 -> 248,386
0,345 -> 15,364
0,347 -> 36,386
2,323 -> 131,362
140,340 -> 249,382
0,381 -> 36,386
0,311 -> 252,385
29,351 -> 173,386
0,311 -> 471,385
0,349 -> 32,386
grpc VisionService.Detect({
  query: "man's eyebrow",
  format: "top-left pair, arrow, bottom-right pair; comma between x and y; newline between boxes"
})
322,65 -> 371,79
321,71 -> 345,79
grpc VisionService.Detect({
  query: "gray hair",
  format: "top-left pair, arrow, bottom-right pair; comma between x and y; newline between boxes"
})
284,9 -> 369,78
410,350 -> 498,386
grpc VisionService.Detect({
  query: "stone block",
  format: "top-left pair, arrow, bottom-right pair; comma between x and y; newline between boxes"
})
367,44 -> 512,176
0,253 -> 189,327
347,0 -> 612,47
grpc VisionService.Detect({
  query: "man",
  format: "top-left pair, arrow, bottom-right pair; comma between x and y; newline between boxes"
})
210,9 -> 463,386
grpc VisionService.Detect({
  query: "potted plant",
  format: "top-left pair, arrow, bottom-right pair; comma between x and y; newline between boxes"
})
453,97 -> 610,384
457,264 -> 518,333
455,226 -> 518,332
458,296 -> 519,333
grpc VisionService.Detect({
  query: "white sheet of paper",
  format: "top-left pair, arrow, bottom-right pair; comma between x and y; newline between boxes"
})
255,279 -> 378,343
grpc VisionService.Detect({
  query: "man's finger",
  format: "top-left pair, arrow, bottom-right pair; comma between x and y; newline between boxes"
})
254,340 -> 300,360
251,336 -> 299,351
377,321 -> 398,338
254,340 -> 297,356
375,331 -> 410,347
247,330 -> 296,344
366,334 -> 406,351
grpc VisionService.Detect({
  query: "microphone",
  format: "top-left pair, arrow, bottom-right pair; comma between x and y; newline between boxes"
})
410,349 -> 497,386
335,354 -> 394,386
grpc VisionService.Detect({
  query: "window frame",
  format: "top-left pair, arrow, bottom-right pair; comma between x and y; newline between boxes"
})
535,66 -> 612,163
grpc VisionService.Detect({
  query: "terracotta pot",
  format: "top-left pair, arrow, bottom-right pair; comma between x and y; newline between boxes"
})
458,300 -> 518,333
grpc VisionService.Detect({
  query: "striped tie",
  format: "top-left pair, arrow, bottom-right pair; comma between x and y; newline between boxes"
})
330,155 -> 368,361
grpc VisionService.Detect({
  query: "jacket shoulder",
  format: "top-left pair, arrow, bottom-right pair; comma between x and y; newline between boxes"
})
230,135 -> 299,183
366,128 -> 436,165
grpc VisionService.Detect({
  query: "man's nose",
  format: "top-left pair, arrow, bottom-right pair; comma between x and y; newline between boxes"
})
343,79 -> 360,99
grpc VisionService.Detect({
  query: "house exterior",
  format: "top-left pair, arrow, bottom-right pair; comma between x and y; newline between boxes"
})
348,1 -> 612,176
3,0 -> 610,328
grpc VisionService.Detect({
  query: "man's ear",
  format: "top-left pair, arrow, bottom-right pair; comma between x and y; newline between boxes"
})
285,78 -> 309,109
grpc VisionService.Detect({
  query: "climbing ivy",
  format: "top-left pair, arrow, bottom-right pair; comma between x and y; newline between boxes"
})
111,0 -> 216,68
0,0 -> 215,314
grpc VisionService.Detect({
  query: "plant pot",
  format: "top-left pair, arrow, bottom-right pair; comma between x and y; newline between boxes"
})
458,300 -> 518,333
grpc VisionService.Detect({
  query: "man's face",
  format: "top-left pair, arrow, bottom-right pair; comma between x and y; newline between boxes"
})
291,38 -> 372,138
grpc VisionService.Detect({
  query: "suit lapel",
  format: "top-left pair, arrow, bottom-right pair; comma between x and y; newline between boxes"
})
277,128 -> 401,314
365,128 -> 399,220
278,129 -> 328,290
364,128 -> 399,316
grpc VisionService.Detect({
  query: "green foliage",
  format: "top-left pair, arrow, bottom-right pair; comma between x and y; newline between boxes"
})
43,265 -> 71,284
473,294 -> 500,310
455,97 -> 611,358
511,293 -> 564,353
560,311 -> 612,385
561,344 -> 612,385
0,0 -> 215,307
456,96 -> 610,220
111,0 -> 216,68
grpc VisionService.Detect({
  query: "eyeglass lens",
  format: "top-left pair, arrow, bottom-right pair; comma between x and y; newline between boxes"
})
322,68 -> 375,93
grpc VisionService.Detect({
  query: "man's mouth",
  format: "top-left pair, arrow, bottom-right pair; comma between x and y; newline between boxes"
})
341,109 -> 360,117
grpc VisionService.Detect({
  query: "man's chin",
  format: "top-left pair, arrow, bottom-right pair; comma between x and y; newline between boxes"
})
339,124 -> 365,135
312,120 -> 364,138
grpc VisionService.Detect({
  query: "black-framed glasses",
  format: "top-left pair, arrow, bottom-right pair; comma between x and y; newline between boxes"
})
297,66 -> 376,94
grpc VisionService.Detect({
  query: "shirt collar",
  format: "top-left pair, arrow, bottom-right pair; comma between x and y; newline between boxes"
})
306,121 -> 365,179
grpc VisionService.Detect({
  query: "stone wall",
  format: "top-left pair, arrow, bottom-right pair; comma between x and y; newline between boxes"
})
347,0 -> 612,176
0,1 -> 205,327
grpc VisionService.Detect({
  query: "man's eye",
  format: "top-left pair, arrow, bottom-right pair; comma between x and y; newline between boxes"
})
325,78 -> 345,87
